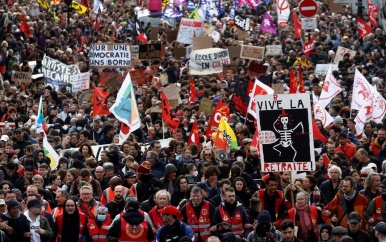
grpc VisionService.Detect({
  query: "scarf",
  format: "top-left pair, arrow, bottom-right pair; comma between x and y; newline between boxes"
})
343,189 -> 357,201
295,204 -> 312,239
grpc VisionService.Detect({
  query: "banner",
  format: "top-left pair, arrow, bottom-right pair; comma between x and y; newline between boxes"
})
42,55 -> 80,83
255,94 -> 314,172
177,18 -> 204,44
189,48 -> 230,75
44,77 -> 72,92
71,1 -> 88,14
234,12 -> 250,31
277,0 -> 290,27
89,44 -> 131,67
352,69 -> 373,110
139,44 -> 162,59
265,45 -> 283,56
12,71 -> 32,84
206,100 -> 230,139
240,45 -> 265,60
214,117 -> 238,150
94,88 -> 110,115
72,72 -> 90,92
302,37 -> 314,57
358,16 -> 372,39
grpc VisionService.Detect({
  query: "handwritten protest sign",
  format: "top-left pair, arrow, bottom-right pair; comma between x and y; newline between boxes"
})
42,55 -> 80,83
105,75 -> 123,93
241,45 -> 265,60
139,44 -> 162,59
199,99 -> 213,115
247,61 -> 268,78
193,36 -> 212,50
130,69 -> 145,85
265,45 -> 283,56
72,72 -> 90,92
334,46 -> 356,64
235,12 -> 250,32
163,84 -> 181,108
89,44 -> 131,67
189,48 -> 230,75
177,18 -> 204,44
79,89 -> 94,105
12,71 -> 32,84
99,72 -> 123,87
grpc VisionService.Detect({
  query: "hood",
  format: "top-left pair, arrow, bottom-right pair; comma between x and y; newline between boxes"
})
123,210 -> 144,225
3,211 -> 20,220
221,232 -> 242,242
164,164 -> 177,177
32,149 -> 44,161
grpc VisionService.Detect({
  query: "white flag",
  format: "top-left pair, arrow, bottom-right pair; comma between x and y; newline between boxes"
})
276,0 -> 290,27
247,79 -> 274,119
313,95 -> 334,128
319,66 -> 342,108
370,87 -> 386,123
352,69 -> 373,110
354,103 -> 373,136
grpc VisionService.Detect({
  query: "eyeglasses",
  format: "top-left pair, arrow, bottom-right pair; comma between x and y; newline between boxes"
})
205,154 -> 212,156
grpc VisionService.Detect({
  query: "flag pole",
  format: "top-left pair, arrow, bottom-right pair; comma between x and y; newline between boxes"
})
162,121 -> 165,139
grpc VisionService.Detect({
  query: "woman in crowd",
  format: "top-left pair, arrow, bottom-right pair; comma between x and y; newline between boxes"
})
62,168 -> 78,193
233,176 -> 252,207
79,143 -> 95,159
170,175 -> 190,206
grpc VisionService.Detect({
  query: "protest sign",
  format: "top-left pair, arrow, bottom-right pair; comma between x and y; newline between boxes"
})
177,18 -> 204,44
163,84 -> 182,108
226,46 -> 241,59
234,12 -> 250,32
78,89 -> 94,105
105,75 -> 123,93
265,45 -> 283,56
315,64 -> 338,75
193,36 -> 213,50
255,94 -> 315,172
130,69 -> 145,85
174,47 -> 186,60
150,27 -> 159,41
241,45 -> 265,60
199,99 -> 213,116
167,30 -> 179,43
203,23 -> 215,36
186,45 -> 193,59
139,44 -> 162,59
42,55 -> 80,83
189,48 -> 230,75
237,29 -> 249,39
72,72 -> 90,92
89,44 -> 131,67
99,72 -> 123,87
12,71 -> 32,84
247,61 -> 268,78
334,46 -> 356,64
45,77 -> 72,92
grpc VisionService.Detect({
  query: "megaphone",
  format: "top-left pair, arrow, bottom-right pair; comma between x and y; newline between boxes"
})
216,150 -> 228,161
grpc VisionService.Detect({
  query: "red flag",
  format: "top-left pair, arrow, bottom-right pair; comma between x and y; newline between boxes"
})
93,88 -> 110,115
187,122 -> 200,147
251,125 -> 261,158
298,66 -> 306,93
206,100 -> 230,140
19,16 -> 31,38
189,77 -> 197,103
289,69 -> 298,94
162,91 -> 172,123
357,16 -> 372,39
136,32 -> 148,44
302,37 -> 314,57
368,0 -> 378,27
312,118 -> 328,144
293,10 -> 302,39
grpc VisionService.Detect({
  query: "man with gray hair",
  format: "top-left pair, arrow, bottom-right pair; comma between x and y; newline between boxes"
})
180,186 -> 216,242
146,150 -> 165,179
77,186 -> 103,220
148,190 -> 170,230
320,165 -> 342,204
52,189 -> 69,222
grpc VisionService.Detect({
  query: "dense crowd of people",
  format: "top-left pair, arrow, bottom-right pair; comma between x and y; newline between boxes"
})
0,0 -> 385,241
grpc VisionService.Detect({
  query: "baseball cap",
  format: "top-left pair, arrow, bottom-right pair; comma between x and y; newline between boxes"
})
348,211 -> 360,224
196,182 -> 212,192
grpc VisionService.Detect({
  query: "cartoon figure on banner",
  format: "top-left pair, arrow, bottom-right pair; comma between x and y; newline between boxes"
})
96,93 -> 109,113
273,110 -> 304,161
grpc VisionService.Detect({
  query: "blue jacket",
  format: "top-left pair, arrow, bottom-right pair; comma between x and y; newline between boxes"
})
156,220 -> 195,242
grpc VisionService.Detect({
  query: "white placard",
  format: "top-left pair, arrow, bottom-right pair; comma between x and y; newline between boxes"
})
89,44 -> 131,67
301,18 -> 317,30
334,46 -> 356,64
72,72 -> 90,92
189,48 -> 230,75
177,18 -> 204,44
315,64 -> 338,75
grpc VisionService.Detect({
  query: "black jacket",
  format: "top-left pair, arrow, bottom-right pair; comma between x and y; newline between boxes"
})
320,179 -> 341,204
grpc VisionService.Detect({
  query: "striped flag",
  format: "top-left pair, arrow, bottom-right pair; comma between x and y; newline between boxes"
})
43,134 -> 60,170
36,96 -> 46,133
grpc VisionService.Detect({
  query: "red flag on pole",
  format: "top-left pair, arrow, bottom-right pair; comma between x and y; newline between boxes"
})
189,76 -> 197,103
293,10 -> 302,39
162,91 -> 172,123
289,69 -> 298,94
298,66 -> 306,93
19,16 -> 31,38
312,118 -> 328,143
187,122 -> 200,147
368,0 -> 378,27
206,100 -> 230,140
357,16 -> 372,39
93,88 -> 110,115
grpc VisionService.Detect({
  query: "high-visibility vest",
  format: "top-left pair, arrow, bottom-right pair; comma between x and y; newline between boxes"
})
372,195 -> 384,223
101,187 -> 130,205
288,206 -> 319,239
149,206 -> 164,229
258,189 -> 283,220
52,206 -> 63,222
56,212 -> 86,242
185,201 -> 211,241
119,215 -> 149,242
218,206 -> 244,236
87,215 -> 111,242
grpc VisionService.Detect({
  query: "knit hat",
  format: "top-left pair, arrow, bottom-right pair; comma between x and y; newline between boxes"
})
257,210 -> 272,223
12,188 -> 22,197
334,116 -> 343,125
6,199 -> 19,211
164,164 -> 177,177
136,161 -> 151,175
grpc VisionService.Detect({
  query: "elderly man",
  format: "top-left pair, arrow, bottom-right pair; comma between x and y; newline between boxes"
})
148,190 -> 171,230
76,186 -> 103,220
320,165 -> 342,204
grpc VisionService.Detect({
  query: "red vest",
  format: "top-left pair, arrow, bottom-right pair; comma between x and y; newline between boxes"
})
87,215 -> 111,242
185,201 -> 211,241
101,187 -> 129,205
149,206 -> 164,229
258,189 -> 283,220
372,195 -> 384,222
56,212 -> 87,242
218,205 -> 244,236
52,207 -> 63,222
288,206 -> 319,239
119,215 -> 149,242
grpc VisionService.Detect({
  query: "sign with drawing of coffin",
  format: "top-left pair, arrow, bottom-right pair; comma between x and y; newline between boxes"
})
89,44 -> 131,67
130,69 -> 145,85
189,48 -> 231,75
255,94 -> 315,172
334,46 -> 356,64
72,72 -> 90,92
241,45 -> 265,60
42,55 -> 80,83
12,71 -> 32,84
265,45 -> 283,56
177,18 -> 204,44
139,44 -> 162,59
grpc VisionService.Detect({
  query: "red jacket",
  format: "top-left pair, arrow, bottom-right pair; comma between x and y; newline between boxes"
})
335,144 -> 356,162
148,206 -> 164,229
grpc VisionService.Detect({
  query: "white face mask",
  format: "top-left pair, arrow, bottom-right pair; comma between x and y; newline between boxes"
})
236,156 -> 243,162
193,171 -> 198,177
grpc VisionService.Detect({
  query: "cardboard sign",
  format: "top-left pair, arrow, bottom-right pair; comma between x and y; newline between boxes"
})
99,72 -> 123,87
272,83 -> 285,94
89,44 -> 131,67
241,45 -> 265,61
199,99 -> 213,115
315,64 -> 339,75
193,36 -> 213,50
255,94 -> 314,172
139,44 -> 162,59
130,69 -> 145,85
174,47 -> 186,60
237,29 -> 249,39
167,30 -> 179,43
226,46 -> 241,60
105,75 -> 123,93
177,18 -> 204,44
150,27 -> 159,41
328,0 -> 345,13
12,71 -> 32,84
265,45 -> 283,56
203,23 -> 215,36
247,61 -> 268,78
223,63 -> 238,74
235,12 -> 250,32
189,48 -> 231,75
163,84 -> 181,108
334,46 -> 356,64
78,89 -> 94,105
72,72 -> 90,92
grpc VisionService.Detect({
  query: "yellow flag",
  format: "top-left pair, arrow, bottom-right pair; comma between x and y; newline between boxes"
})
71,1 -> 88,14
189,7 -> 200,20
37,0 -> 49,10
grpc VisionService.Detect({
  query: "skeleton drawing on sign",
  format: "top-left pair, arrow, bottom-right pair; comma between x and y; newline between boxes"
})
273,110 -> 304,161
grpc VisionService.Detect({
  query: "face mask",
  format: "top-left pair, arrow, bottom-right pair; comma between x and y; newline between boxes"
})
27,103 -> 32,107
13,159 -> 19,164
76,127 -> 83,131
193,171 -> 198,177
97,214 -> 106,221
236,156 -> 243,162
